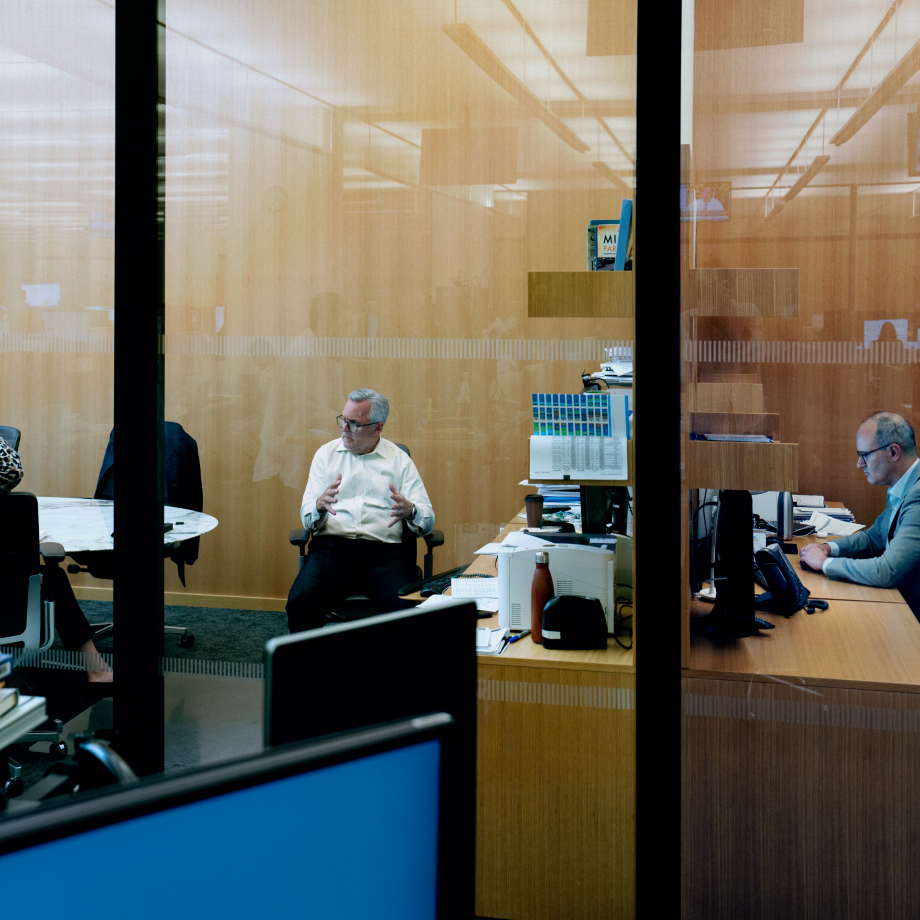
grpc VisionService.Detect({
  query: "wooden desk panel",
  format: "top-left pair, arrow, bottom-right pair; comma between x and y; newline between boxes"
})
476,664 -> 635,920
469,513 -> 636,919
688,598 -> 920,691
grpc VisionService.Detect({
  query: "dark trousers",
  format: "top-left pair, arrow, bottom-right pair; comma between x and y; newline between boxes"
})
40,565 -> 95,651
285,535 -> 417,634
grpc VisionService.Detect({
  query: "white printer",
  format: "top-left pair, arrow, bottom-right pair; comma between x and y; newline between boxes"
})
496,544 -> 616,633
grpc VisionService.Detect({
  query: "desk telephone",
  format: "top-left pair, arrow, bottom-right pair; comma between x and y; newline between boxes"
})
754,544 -> 829,616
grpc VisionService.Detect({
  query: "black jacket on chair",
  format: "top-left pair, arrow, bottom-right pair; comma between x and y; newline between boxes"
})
95,423 -> 203,583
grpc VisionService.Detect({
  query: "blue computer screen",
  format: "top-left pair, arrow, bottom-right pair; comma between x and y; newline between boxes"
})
2,739 -> 441,919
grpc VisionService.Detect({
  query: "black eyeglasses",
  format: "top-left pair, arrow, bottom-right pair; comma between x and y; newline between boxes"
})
857,443 -> 893,463
336,415 -> 376,433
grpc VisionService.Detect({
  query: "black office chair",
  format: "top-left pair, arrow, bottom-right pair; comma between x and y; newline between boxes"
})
289,444 -> 445,623
67,423 -> 201,648
0,426 -> 21,451
0,490 -> 69,794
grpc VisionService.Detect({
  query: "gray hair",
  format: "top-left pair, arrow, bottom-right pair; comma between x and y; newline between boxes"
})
348,388 -> 389,424
864,411 -> 917,457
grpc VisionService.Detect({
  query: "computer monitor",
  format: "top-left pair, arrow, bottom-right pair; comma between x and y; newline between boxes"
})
0,715 -> 456,919
264,603 -> 479,920
691,489 -> 774,638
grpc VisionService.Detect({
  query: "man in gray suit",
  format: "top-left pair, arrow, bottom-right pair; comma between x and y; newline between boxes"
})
800,411 -> 920,619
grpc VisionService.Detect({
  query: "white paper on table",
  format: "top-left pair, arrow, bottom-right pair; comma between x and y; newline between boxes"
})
451,577 -> 499,598
415,594 -> 477,610
475,542 -> 517,555
501,531 -> 554,549
806,511 -> 865,536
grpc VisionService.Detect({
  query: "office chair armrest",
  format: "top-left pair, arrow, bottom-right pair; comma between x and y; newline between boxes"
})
423,530 -> 444,550
289,528 -> 310,549
38,542 -> 65,565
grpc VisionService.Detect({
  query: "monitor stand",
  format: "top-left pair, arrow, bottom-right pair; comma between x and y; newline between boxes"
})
691,601 -> 774,640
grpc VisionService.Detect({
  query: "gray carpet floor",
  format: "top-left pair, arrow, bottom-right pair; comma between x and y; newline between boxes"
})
6,601 -> 288,798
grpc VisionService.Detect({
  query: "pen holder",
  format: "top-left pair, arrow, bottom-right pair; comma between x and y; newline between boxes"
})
525,494 -> 544,528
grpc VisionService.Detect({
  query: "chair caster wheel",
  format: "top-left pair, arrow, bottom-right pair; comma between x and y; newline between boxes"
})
179,634 -> 195,648
4,778 -> 23,798
50,742 -> 67,758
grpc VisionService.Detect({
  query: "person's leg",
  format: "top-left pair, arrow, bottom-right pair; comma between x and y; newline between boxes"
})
40,565 -> 112,681
285,538 -> 348,633
361,543 -> 418,612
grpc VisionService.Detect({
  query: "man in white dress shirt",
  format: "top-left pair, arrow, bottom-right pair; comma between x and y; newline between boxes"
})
285,388 -> 435,633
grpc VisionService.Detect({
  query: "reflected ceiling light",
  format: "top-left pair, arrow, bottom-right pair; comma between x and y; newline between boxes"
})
442,23 -> 590,154
782,155 -> 831,203
830,37 -> 920,146
592,161 -> 632,194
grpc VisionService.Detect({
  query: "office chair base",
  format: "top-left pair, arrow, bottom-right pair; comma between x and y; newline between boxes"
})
165,626 -> 195,648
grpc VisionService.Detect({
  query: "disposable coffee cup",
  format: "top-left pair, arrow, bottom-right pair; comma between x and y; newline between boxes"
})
525,494 -> 544,527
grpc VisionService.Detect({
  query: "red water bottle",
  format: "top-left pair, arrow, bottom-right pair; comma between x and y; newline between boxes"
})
531,551 -> 553,645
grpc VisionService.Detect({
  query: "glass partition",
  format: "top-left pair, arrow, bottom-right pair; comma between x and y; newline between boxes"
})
0,2 -> 116,770
681,0 -> 920,912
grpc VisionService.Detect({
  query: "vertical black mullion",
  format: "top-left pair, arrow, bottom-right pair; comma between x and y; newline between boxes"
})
634,3 -> 682,916
113,2 -> 164,776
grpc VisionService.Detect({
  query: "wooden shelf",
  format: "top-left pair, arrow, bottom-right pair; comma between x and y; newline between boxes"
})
690,411 -> 779,439
527,271 -> 634,318
686,439 -> 798,491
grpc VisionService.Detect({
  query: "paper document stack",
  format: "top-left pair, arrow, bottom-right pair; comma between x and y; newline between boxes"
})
476,626 -> 509,655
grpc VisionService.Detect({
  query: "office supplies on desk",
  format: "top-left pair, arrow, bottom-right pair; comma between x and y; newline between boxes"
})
0,687 -> 19,718
541,596 -> 609,650
497,544 -> 616,632
451,576 -> 498,599
507,629 -> 530,644
529,435 -> 628,481
476,626 -> 509,655
804,511 -> 864,536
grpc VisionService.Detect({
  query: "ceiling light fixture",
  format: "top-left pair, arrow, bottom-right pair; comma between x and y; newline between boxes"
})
830,37 -> 920,146
442,23 -> 590,154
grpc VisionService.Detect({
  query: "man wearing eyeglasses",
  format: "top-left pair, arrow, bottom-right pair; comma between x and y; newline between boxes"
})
285,388 -> 434,633
800,411 -> 920,618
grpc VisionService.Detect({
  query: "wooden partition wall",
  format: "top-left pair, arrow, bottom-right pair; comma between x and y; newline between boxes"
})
681,0 -> 920,914
160,1 -> 637,609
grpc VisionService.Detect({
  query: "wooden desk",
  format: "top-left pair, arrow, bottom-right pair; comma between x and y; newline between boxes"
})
471,515 -> 635,920
682,535 -> 920,917
788,534 -> 904,603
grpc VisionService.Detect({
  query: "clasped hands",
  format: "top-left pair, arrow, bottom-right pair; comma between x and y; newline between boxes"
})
316,474 -> 415,528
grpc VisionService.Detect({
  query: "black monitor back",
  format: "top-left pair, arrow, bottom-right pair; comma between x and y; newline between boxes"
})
264,602 -> 479,920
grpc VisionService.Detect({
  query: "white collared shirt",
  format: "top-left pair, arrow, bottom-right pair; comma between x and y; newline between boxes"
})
300,437 -> 434,543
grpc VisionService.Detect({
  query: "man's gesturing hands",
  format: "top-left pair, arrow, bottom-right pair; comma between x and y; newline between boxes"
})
316,474 -> 342,515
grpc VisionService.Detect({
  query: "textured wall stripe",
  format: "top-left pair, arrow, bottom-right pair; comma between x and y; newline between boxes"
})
0,646 -> 114,671
685,691 -> 920,732
155,335 -> 632,361
478,677 -> 634,710
160,657 -> 263,680
684,340 -> 920,365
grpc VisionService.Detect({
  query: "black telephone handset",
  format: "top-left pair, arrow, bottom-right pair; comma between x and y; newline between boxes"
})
755,544 -> 829,616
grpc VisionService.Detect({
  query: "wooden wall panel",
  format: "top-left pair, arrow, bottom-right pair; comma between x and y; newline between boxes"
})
683,677 -> 920,919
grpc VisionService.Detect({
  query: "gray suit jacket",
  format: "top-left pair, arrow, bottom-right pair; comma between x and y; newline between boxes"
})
824,461 -> 920,619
